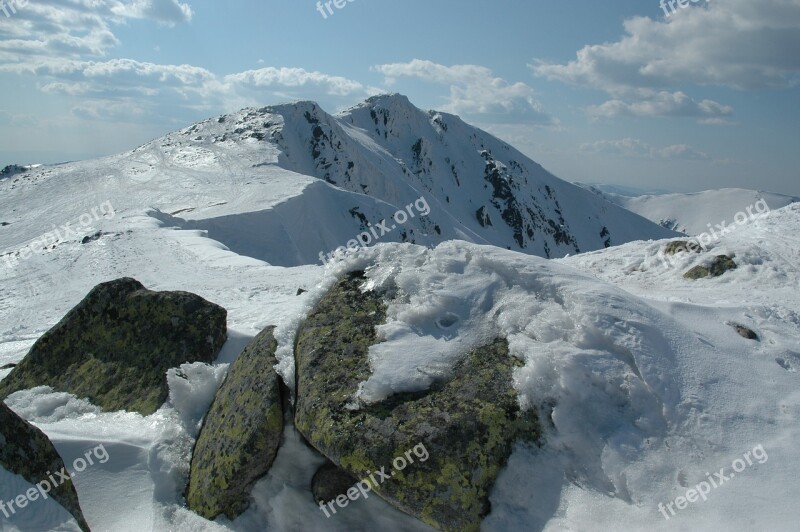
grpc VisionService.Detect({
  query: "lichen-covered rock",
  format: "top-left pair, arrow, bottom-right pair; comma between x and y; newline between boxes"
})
294,272 -> 540,532
0,403 -> 90,531
0,278 -> 227,416
684,255 -> 737,279
311,462 -> 358,505
186,326 -> 283,520
664,240 -> 702,255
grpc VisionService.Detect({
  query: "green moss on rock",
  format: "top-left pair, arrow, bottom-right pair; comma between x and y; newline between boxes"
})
0,403 -> 90,531
186,326 -> 284,520
684,255 -> 737,279
294,272 -> 540,531
0,278 -> 227,416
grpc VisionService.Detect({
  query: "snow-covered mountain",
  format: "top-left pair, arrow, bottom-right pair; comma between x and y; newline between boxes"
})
581,185 -> 799,235
1,95 -> 674,272
280,94 -> 677,256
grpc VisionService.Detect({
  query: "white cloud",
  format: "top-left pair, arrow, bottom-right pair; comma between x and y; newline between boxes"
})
580,138 -> 709,160
111,0 -> 193,26
1,57 -> 375,122
533,0 -> 800,120
373,59 -> 556,124
0,0 -> 192,62
587,91 -> 733,119
225,67 -> 373,97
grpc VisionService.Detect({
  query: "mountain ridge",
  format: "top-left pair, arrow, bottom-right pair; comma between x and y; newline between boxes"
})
0,94 -> 676,268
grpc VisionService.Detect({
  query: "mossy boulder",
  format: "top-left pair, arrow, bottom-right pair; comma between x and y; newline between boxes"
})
186,326 -> 284,520
0,403 -> 90,531
294,272 -> 540,531
0,278 -> 227,416
684,255 -> 737,279
664,240 -> 702,255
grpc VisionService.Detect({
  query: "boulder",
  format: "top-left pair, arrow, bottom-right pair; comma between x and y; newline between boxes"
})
294,272 -> 540,531
0,278 -> 227,416
684,255 -> 737,279
0,403 -> 90,531
186,326 -> 284,520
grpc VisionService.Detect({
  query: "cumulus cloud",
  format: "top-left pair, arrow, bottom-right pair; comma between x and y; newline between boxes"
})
373,59 -> 556,124
532,0 -> 800,120
587,91 -> 733,119
225,67 -> 374,97
111,0 -> 193,26
1,57 -> 374,122
0,0 -> 192,61
580,138 -> 709,160
0,0 -> 376,122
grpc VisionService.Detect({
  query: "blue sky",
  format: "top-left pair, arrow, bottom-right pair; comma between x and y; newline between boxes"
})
1,0 -> 798,195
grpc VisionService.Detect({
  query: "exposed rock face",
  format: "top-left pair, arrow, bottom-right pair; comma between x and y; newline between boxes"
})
311,462 -> 358,505
0,278 -> 227,416
733,324 -> 759,341
0,403 -> 90,531
294,272 -> 540,532
684,255 -> 737,279
664,240 -> 702,255
186,326 -> 284,520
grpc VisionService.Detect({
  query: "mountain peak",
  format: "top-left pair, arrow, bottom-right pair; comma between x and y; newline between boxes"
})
339,93 -> 423,119
363,92 -> 414,108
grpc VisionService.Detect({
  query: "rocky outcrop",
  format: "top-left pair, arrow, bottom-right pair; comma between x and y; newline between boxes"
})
664,240 -> 702,255
311,462 -> 358,505
0,403 -> 90,531
684,255 -> 737,279
0,278 -> 227,416
186,326 -> 284,520
733,324 -> 759,341
294,272 -> 540,531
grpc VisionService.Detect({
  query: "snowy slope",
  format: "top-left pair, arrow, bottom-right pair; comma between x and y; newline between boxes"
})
581,185 -> 799,234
